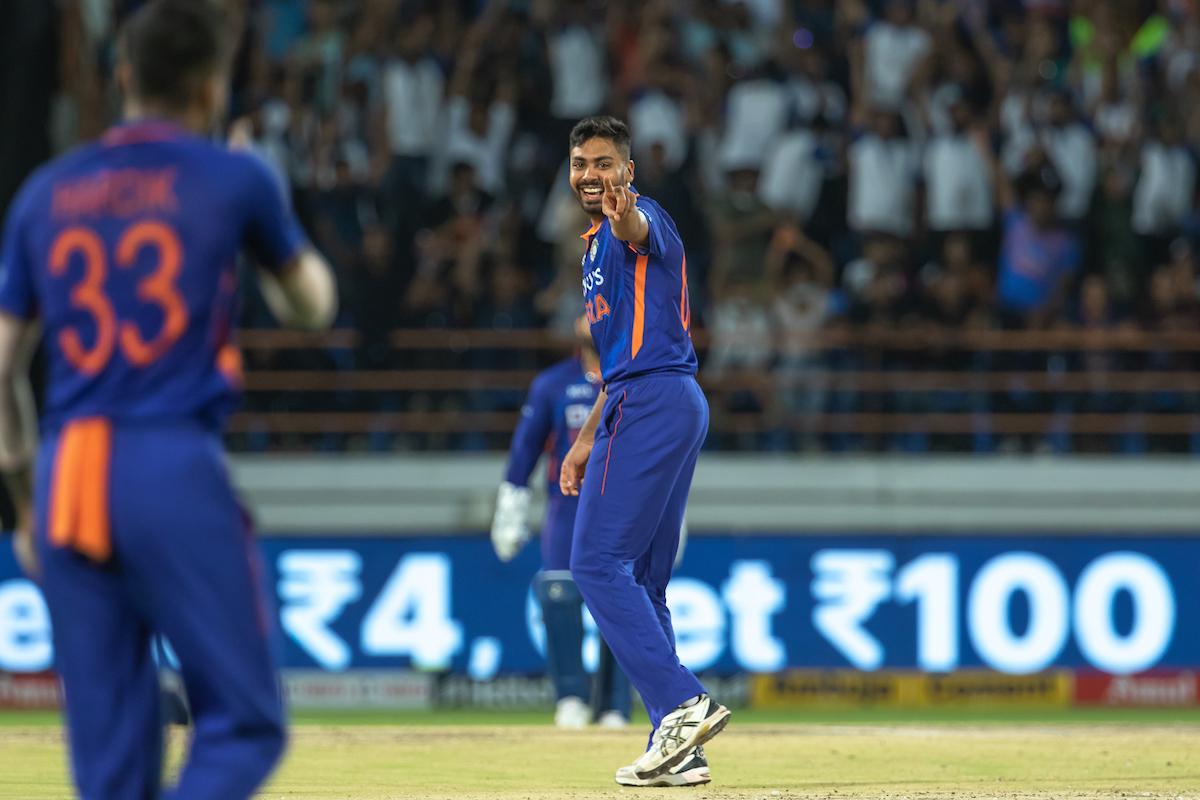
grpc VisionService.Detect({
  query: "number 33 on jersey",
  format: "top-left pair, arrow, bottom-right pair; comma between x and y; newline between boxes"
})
0,120 -> 307,428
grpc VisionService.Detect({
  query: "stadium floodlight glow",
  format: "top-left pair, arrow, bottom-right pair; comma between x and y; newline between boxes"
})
1073,552 -> 1175,675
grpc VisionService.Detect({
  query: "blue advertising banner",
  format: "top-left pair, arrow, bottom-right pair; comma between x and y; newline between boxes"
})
1,534 -> 1197,677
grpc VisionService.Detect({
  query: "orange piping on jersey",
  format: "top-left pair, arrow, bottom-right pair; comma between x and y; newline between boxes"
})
600,391 -> 626,496
631,254 -> 648,360
680,254 -> 691,332
580,220 -> 601,240
49,418 -> 113,562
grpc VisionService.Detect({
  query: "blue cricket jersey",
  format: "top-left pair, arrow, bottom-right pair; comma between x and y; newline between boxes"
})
503,356 -> 601,495
579,194 -> 696,383
0,119 -> 306,431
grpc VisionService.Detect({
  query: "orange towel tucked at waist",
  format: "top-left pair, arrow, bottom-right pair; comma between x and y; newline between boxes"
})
49,418 -> 113,562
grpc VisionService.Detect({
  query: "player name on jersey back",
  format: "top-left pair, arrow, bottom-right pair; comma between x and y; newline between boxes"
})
51,168 -> 180,219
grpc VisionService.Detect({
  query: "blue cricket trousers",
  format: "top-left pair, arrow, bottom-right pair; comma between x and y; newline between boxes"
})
35,421 -> 285,800
569,372 -> 708,729
541,493 -> 579,571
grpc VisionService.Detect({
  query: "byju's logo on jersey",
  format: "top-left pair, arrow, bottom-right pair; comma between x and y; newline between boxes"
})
581,267 -> 604,295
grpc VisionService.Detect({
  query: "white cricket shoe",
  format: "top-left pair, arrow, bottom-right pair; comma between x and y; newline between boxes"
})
554,696 -> 590,729
630,694 -> 730,779
596,711 -> 629,730
615,746 -> 711,787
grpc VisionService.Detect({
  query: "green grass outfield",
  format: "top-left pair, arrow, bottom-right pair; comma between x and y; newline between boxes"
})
2,707 -> 1198,799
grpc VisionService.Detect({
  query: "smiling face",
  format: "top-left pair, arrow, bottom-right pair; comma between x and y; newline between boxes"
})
569,137 -> 634,218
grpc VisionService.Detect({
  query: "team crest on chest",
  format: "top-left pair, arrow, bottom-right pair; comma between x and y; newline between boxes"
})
589,236 -> 599,262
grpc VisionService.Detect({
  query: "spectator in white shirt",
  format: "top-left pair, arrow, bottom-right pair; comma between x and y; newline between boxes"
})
1004,89 -> 1098,222
1088,62 -> 1139,151
546,11 -> 606,124
379,13 -> 442,194
629,86 -> 687,172
786,45 -> 847,128
848,110 -> 919,238
759,129 -> 824,223
437,95 -> 516,197
430,18 -> 517,197
718,72 -> 791,171
767,226 -> 836,449
1132,115 -> 1197,241
862,0 -> 932,111
923,94 -> 993,233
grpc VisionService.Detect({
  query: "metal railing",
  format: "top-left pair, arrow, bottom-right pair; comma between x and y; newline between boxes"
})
226,327 -> 1200,452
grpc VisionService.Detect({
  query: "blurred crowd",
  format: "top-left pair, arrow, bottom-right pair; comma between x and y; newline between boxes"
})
26,0 -> 1200,452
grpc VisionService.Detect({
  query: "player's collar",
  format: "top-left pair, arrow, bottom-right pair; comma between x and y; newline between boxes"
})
102,119 -> 192,147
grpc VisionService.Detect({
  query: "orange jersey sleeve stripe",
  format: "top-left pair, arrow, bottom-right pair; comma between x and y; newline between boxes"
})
50,417 -> 113,562
631,254 -> 648,360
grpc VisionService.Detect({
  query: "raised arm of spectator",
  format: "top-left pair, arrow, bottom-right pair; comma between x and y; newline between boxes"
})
907,3 -> 945,104
766,225 -> 836,289
448,16 -> 490,98
836,0 -> 871,45
963,4 -> 1011,114
972,126 -> 1014,212
847,29 -> 869,129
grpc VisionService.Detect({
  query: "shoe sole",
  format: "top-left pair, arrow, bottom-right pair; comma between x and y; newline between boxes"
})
633,706 -> 731,780
615,766 -> 712,787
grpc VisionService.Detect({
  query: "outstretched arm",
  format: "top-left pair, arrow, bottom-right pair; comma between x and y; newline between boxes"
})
972,127 -> 1015,212
602,179 -> 649,249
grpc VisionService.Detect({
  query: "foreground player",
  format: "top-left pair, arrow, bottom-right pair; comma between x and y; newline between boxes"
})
559,116 -> 729,784
491,315 -> 631,729
0,2 -> 335,798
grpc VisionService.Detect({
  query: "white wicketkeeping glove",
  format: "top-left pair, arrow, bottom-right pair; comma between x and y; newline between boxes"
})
491,481 -> 532,562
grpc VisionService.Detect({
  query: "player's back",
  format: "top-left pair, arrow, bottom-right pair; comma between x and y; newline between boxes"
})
0,119 -> 304,431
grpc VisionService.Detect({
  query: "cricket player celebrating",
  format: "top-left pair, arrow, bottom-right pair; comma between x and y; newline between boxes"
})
0,1 -> 335,797
559,116 -> 729,786
491,315 -> 631,730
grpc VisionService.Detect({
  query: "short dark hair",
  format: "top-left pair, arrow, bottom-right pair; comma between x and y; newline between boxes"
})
118,0 -> 231,110
569,116 -> 631,159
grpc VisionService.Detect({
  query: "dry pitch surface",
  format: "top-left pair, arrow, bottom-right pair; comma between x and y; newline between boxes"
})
0,710 -> 1198,799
